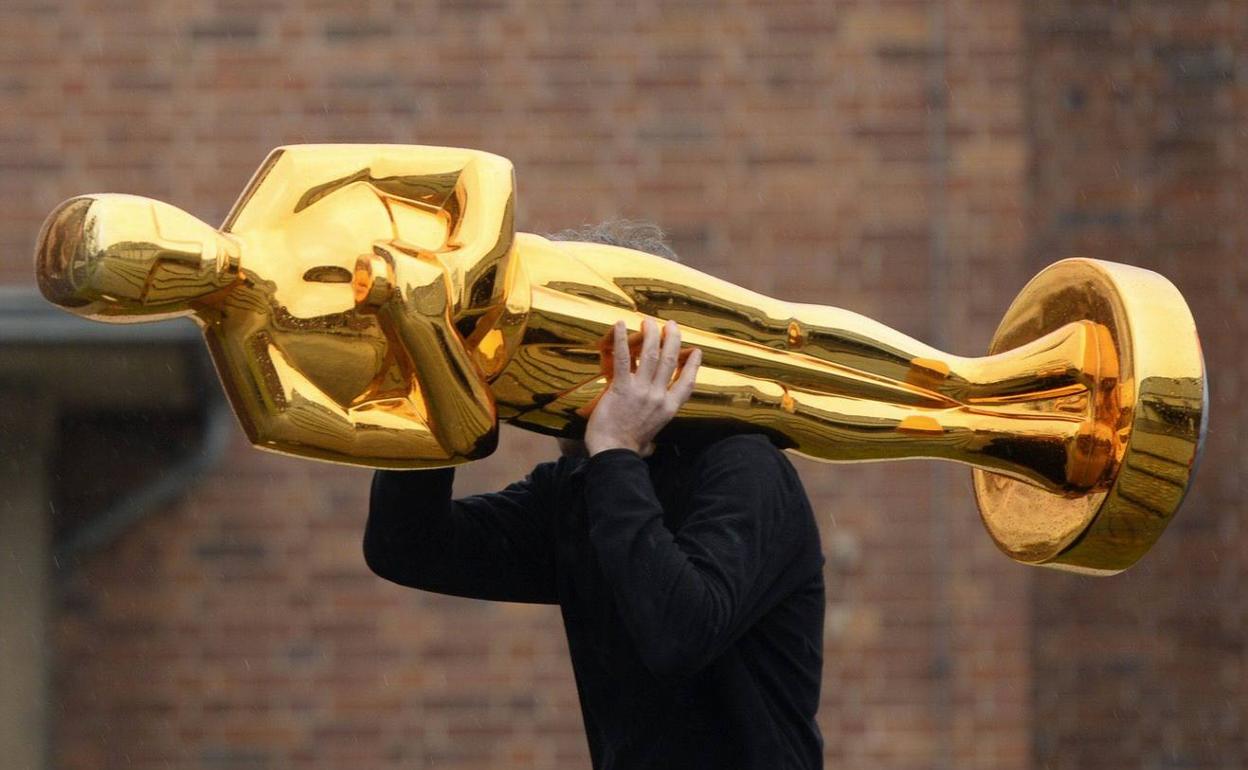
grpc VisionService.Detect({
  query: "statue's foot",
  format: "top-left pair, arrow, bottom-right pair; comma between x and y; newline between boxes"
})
974,259 -> 1206,574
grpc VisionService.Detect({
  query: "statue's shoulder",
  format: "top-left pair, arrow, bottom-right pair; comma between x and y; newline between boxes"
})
224,144 -> 514,233
263,143 -> 513,175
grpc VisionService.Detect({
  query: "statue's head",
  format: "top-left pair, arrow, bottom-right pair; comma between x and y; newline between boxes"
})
35,194 -> 240,322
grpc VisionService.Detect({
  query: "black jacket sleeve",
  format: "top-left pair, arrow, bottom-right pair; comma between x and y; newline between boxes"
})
582,435 -> 812,678
364,463 -> 559,604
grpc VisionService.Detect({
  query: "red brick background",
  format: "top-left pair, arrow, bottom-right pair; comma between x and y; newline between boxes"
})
1027,2 -> 1245,769
0,1 -> 1239,768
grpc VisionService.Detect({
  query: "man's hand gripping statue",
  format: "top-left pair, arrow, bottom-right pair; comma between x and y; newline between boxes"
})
582,319 -> 702,459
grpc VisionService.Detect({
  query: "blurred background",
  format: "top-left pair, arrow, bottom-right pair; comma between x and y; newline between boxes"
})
0,1 -> 1242,768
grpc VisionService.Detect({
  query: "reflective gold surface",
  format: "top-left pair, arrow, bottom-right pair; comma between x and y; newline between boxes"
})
973,260 -> 1206,573
33,144 -> 1206,573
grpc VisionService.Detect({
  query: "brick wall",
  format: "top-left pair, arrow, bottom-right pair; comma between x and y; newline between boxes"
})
1027,2 -> 1247,768
1,0 -> 1231,768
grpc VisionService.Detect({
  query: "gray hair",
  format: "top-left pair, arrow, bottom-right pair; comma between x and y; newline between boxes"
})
545,219 -> 680,262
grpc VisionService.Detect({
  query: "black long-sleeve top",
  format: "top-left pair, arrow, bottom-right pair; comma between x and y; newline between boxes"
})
365,433 -> 826,769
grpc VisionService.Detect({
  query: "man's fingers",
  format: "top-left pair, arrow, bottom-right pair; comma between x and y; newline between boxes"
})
611,321 -> 632,382
669,347 -> 702,406
652,320 -> 681,386
635,318 -> 661,382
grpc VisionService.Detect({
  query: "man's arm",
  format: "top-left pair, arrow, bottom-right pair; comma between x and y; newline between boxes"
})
576,315 -> 804,678
583,434 -> 809,679
364,463 -> 559,604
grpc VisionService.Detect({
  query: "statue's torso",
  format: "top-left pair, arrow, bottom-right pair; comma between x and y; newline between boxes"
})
205,186 -> 447,418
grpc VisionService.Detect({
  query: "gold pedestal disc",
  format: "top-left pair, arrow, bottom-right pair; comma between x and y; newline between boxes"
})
974,259 -> 1207,574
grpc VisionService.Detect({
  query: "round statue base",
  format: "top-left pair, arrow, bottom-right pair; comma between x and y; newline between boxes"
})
973,258 -> 1207,575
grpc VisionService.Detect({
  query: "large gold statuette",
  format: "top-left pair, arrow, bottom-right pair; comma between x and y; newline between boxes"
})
34,144 -> 1206,574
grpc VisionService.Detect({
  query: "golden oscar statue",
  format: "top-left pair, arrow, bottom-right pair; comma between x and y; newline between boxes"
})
34,144 -> 1206,574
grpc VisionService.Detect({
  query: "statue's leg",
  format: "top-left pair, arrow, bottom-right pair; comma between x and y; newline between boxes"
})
515,241 -> 1106,490
503,348 -> 1083,493
543,241 -> 1093,410
682,367 -> 1086,492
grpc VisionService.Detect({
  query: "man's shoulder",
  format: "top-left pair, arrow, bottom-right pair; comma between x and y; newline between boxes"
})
685,433 -> 804,490
694,432 -> 788,467
531,453 -> 592,491
686,434 -> 815,532
526,456 -> 567,483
